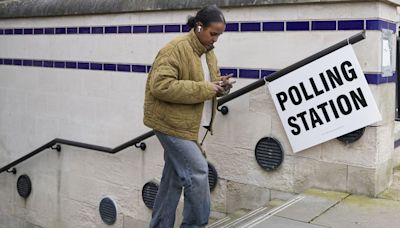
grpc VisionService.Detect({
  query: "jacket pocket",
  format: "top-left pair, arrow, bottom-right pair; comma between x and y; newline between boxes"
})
163,115 -> 192,130
157,102 -> 200,130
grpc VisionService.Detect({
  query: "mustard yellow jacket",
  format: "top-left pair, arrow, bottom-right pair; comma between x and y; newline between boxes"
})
143,29 -> 222,141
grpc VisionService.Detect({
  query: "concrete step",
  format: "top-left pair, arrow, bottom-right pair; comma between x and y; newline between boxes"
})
207,198 -> 290,228
207,205 -> 279,228
208,189 -> 349,228
207,197 -> 303,228
207,208 -> 253,228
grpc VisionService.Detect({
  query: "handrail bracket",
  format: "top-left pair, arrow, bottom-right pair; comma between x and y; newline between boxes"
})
50,144 -> 61,152
135,142 -> 147,151
6,168 -> 16,175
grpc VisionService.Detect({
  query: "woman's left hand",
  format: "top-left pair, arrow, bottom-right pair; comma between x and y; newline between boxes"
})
220,74 -> 235,91
216,74 -> 235,96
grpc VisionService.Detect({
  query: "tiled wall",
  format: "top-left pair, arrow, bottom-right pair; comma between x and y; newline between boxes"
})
0,19 -> 397,83
0,57 -> 396,83
0,19 -> 396,34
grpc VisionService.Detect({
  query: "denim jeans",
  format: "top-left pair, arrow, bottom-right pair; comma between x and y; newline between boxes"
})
149,130 -> 210,228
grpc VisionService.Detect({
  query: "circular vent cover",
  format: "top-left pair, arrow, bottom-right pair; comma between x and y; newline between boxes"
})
255,137 -> 284,171
208,162 -> 218,191
99,197 -> 117,225
17,175 -> 32,199
337,127 -> 365,144
142,181 -> 159,209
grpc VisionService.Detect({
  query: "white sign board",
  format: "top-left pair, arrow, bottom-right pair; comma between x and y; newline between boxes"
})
268,45 -> 382,153
382,39 -> 391,67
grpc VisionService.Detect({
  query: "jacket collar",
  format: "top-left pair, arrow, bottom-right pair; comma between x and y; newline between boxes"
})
188,29 -> 210,56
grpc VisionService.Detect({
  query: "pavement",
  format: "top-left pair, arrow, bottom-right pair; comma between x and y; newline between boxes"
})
208,188 -> 400,228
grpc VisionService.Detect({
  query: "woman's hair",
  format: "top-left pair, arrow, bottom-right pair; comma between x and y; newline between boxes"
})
187,5 -> 226,28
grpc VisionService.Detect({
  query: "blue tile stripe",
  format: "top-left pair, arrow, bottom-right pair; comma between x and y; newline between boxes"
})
241,22 -> 261,32
148,25 -> 164,33
364,73 -> 397,84
263,22 -> 284,31
312,21 -> 337,30
0,19 -> 395,35
239,69 -> 260,78
0,58 -> 152,73
165,24 -> 181,33
0,57 -> 395,85
225,23 -> 239,32
338,20 -> 364,30
394,138 -> 400,149
286,21 -> 310,31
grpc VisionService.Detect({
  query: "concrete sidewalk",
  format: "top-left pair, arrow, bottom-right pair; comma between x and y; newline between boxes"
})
264,189 -> 400,228
209,188 -> 400,228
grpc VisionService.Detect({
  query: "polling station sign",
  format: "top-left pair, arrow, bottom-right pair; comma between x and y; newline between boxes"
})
268,45 -> 382,153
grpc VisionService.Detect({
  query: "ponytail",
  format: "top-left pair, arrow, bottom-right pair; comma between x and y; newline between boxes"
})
186,5 -> 225,29
187,15 -> 197,28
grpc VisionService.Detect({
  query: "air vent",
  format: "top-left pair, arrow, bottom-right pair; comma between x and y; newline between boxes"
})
255,137 -> 284,171
142,181 -> 159,209
99,197 -> 117,225
17,175 -> 32,199
208,162 -> 218,191
337,127 -> 365,144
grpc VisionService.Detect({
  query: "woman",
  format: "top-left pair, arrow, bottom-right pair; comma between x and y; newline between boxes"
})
143,5 -> 233,228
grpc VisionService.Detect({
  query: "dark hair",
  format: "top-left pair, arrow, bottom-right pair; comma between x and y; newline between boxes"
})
187,5 -> 226,28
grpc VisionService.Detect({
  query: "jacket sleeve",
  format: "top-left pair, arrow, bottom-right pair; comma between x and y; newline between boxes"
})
149,50 -> 216,104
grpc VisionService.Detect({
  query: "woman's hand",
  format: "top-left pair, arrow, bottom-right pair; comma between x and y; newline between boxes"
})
220,74 -> 233,90
210,82 -> 225,94
217,74 -> 235,96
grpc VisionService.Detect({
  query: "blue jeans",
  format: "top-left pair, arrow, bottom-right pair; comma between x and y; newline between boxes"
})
149,130 -> 210,228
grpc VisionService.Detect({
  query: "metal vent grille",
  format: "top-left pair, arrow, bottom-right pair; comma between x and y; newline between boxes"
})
337,127 -> 365,144
255,137 -> 284,171
99,197 -> 117,225
17,175 -> 31,199
142,181 -> 159,209
208,162 -> 218,191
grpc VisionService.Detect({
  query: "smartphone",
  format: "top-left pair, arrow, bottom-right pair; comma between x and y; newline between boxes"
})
219,79 -> 236,86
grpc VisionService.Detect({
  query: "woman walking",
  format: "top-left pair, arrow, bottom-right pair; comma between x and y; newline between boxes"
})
143,5 -> 233,228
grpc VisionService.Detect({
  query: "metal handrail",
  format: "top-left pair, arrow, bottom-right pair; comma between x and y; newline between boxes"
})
0,131 -> 154,174
0,31 -> 366,175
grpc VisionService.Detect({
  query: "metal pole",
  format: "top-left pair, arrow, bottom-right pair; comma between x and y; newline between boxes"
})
218,31 -> 366,106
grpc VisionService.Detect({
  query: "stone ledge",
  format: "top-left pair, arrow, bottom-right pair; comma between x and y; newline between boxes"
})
0,0 -> 399,19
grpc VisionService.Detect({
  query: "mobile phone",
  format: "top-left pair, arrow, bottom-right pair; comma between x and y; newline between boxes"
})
219,79 -> 236,86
